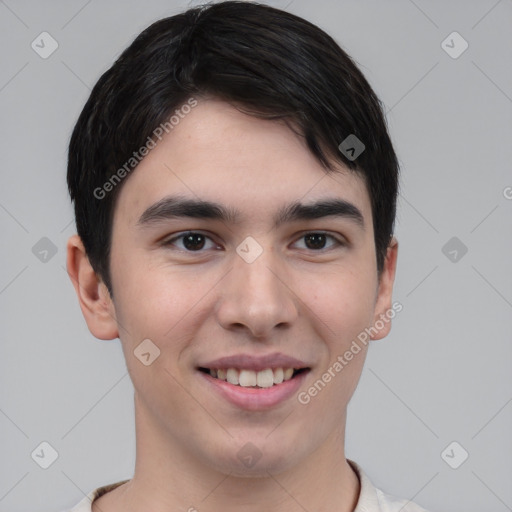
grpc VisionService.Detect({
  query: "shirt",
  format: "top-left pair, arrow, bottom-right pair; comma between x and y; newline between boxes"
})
65,459 -> 429,512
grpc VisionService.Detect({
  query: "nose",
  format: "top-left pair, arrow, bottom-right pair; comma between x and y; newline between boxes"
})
215,245 -> 299,339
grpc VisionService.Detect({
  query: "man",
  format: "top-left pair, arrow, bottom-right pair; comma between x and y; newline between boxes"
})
65,1 -> 429,511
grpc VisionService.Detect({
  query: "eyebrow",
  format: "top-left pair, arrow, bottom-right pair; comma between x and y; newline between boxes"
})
137,196 -> 239,226
275,199 -> 364,229
137,195 -> 365,230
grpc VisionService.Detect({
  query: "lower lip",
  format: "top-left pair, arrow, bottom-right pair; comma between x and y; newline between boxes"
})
198,370 -> 310,411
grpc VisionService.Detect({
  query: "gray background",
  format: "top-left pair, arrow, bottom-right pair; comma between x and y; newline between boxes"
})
0,1 -> 511,511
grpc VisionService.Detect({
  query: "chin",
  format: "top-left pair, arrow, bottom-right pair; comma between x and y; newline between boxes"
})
205,443 -> 303,478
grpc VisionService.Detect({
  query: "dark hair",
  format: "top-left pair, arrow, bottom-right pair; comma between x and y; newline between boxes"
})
67,0 -> 399,295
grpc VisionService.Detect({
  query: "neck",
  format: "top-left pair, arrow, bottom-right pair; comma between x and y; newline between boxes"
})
109,393 -> 360,512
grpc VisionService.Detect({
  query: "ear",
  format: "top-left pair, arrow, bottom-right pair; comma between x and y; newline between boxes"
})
371,236 -> 399,340
66,234 -> 119,340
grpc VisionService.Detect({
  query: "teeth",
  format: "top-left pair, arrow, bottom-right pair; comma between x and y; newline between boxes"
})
208,367 -> 300,387
239,369 -> 257,387
226,368 -> 239,385
273,367 -> 284,384
256,368 -> 274,388
284,368 -> 294,380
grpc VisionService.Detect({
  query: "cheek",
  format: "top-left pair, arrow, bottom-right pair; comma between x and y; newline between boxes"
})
111,242 -> 189,327
110,256 -> 219,378
109,263 -> 173,370
111,269 -> 201,420
306,265 -> 377,346
288,267 -> 374,418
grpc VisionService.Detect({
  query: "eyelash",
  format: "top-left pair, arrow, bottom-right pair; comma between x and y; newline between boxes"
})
162,231 -> 345,253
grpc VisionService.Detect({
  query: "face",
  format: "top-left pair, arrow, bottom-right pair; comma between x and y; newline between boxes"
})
94,98 -> 396,476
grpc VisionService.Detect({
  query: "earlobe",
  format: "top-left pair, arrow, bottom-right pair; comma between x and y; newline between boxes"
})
66,234 -> 119,340
371,236 -> 399,341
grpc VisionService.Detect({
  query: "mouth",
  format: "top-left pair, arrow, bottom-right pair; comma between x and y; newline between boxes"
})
196,353 -> 312,409
198,367 -> 310,388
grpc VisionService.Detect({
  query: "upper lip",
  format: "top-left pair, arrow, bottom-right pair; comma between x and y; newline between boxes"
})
198,353 -> 310,371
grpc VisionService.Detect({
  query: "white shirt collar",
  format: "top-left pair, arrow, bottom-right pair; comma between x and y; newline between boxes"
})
68,459 -> 428,512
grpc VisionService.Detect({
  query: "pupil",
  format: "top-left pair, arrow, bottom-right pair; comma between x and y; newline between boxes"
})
183,233 -> 205,250
305,234 -> 326,249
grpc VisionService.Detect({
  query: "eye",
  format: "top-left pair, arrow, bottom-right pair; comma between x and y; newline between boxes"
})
293,232 -> 343,251
163,231 -> 220,252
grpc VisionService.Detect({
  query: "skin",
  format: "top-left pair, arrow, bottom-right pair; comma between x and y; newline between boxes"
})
67,98 -> 398,512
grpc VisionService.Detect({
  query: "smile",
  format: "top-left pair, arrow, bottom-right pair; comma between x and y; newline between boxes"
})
199,367 -> 309,388
198,365 -> 311,410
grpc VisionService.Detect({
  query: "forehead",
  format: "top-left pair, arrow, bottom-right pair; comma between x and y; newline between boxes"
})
113,98 -> 372,228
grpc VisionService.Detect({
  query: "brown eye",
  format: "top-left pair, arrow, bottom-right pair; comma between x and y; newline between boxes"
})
304,233 -> 328,250
163,231 -> 219,252
182,233 -> 206,251
294,232 -> 342,251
